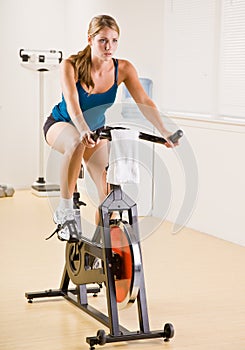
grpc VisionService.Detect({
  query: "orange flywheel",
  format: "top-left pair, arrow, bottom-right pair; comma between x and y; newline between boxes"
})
110,222 -> 142,309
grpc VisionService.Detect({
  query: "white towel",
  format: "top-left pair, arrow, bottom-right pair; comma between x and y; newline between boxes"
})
106,129 -> 140,185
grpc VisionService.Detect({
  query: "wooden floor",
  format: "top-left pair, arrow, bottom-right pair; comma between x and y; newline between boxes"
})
0,190 -> 245,350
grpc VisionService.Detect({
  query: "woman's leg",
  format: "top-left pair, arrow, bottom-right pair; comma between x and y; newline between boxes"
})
46,122 -> 85,200
46,122 -> 109,229
83,139 -> 109,202
83,139 -> 109,223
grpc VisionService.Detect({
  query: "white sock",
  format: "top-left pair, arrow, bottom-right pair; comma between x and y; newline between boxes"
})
58,198 -> 73,210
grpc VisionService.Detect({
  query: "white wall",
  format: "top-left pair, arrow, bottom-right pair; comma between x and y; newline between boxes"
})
183,121 -> 245,247
0,0 -> 65,188
152,0 -> 245,247
152,118 -> 245,247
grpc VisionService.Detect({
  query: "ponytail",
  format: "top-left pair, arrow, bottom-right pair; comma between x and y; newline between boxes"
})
69,45 -> 94,90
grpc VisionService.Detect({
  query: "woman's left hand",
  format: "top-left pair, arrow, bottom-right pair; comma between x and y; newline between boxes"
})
163,132 -> 179,148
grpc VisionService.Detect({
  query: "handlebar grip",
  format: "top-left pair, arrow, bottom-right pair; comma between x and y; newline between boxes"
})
169,129 -> 183,143
91,131 -> 100,142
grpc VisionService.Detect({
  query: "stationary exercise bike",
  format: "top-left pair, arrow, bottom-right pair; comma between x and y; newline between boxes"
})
25,126 -> 183,349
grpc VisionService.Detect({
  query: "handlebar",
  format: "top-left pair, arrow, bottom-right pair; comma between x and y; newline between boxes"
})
92,126 -> 183,145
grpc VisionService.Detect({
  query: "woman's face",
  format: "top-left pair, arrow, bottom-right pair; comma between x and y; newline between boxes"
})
89,27 -> 119,61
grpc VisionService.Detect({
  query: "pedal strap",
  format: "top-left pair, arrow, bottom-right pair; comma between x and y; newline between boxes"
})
45,224 -> 62,240
45,220 -> 80,242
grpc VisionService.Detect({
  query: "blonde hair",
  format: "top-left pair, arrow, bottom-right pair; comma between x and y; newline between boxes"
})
69,15 -> 120,90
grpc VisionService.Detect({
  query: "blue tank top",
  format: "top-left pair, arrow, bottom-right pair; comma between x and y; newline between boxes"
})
52,58 -> 118,130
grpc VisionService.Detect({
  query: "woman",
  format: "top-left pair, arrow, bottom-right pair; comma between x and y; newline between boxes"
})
43,14 -> 175,241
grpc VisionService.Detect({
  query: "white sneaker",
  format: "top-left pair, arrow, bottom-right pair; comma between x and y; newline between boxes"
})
53,208 -> 74,225
53,208 -> 80,242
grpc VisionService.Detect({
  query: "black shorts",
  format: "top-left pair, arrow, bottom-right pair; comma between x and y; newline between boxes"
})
43,114 -> 105,141
43,114 -> 59,140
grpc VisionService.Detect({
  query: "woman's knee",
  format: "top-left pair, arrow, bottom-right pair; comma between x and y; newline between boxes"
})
61,134 -> 84,159
61,141 -> 84,168
69,137 -> 83,154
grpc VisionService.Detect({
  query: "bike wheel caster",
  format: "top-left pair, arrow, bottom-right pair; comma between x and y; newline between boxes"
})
163,323 -> 174,342
96,329 -> 106,345
27,299 -> 33,303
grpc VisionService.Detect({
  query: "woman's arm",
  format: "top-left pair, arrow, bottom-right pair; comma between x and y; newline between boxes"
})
59,59 -> 95,146
119,60 -> 171,139
60,59 -> 91,134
